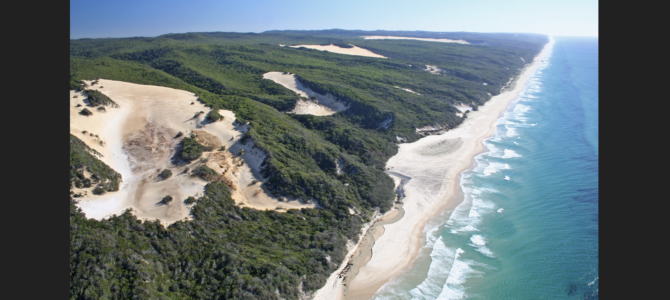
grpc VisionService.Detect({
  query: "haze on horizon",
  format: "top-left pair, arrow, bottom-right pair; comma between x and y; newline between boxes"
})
70,0 -> 597,39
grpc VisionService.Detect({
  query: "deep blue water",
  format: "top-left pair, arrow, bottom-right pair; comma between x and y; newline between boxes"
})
373,36 -> 598,299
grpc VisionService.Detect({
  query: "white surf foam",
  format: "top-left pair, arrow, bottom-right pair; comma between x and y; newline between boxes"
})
435,249 -> 484,300
484,143 -> 504,158
506,127 -> 518,137
469,235 -> 495,258
482,162 -> 510,176
408,237 -> 457,299
504,176 -> 510,181
502,149 -> 522,159
497,208 -> 504,213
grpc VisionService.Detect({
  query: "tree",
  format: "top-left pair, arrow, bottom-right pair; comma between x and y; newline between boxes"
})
92,186 -> 106,195
207,109 -> 223,122
159,169 -> 172,179
161,195 -> 173,204
184,196 -> 196,204
178,137 -> 212,162
80,108 -> 93,116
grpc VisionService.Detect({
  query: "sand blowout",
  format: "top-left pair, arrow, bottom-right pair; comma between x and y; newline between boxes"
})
262,72 -> 349,116
70,79 -> 313,225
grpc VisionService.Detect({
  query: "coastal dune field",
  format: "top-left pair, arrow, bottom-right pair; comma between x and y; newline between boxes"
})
70,79 -> 313,225
289,44 -> 387,58
262,72 -> 349,116
312,39 -> 554,300
361,36 -> 471,44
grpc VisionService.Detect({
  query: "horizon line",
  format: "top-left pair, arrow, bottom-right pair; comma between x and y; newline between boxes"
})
70,29 -> 596,40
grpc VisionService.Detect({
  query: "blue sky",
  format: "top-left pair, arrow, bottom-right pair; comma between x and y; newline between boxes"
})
70,0 -> 597,39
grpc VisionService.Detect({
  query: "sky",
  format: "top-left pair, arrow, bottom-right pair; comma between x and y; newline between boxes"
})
70,0 -> 598,39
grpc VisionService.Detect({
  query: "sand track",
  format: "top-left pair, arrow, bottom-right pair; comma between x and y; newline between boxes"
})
70,79 -> 313,225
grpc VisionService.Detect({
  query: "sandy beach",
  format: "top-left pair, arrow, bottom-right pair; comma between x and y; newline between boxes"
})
360,36 -> 470,45
313,39 -> 554,300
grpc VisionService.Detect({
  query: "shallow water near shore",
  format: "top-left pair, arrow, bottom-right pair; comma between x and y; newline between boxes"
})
372,36 -> 598,299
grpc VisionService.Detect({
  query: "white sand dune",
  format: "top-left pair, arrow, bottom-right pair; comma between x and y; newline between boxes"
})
313,38 -> 555,300
361,36 -> 470,45
289,44 -> 386,58
262,72 -> 349,116
70,79 -> 313,225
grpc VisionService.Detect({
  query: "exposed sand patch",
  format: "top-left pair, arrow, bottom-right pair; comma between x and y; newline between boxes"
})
455,103 -> 473,113
289,44 -> 386,58
314,38 -> 555,300
70,79 -> 312,225
228,138 -> 317,210
393,86 -> 420,95
424,65 -> 450,75
361,36 -> 471,45
262,72 -> 349,116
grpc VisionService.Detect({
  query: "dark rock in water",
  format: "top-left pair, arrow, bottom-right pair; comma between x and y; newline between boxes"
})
566,282 -> 578,296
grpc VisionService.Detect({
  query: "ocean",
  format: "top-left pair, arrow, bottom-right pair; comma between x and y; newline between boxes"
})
372,36 -> 598,299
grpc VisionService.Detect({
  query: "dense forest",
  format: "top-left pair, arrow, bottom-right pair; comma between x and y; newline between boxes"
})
70,30 -> 547,299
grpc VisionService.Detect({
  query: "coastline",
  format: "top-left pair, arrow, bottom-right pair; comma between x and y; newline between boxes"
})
315,38 -> 554,300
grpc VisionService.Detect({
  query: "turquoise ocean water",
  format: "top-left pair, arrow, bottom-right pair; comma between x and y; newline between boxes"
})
372,36 -> 598,300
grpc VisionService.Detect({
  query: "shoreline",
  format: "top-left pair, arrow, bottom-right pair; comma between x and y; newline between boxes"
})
317,38 -> 554,300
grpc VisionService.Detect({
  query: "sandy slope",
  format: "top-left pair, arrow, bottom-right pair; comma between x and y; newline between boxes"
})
262,72 -> 349,116
289,44 -> 386,58
70,79 -> 312,225
311,39 -> 554,300
360,36 -> 470,45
